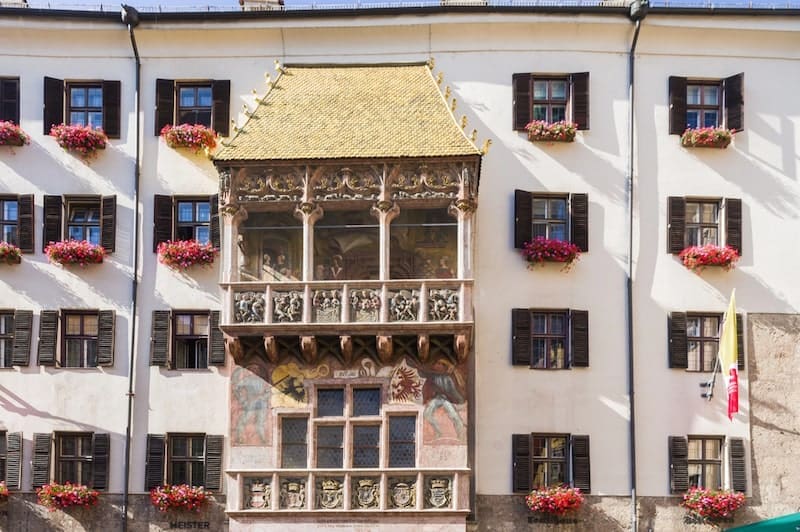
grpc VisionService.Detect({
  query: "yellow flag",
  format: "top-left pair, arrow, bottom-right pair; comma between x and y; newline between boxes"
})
717,289 -> 739,420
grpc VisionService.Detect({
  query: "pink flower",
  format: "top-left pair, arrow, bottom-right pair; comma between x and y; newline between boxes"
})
525,120 -> 578,143
681,487 -> 745,520
525,486 -> 584,516
44,240 -> 105,266
160,124 -> 217,153
36,482 -> 99,511
49,124 -> 107,158
0,121 -> 30,146
679,244 -> 739,272
681,127 -> 734,149
157,240 -> 218,270
150,484 -> 209,512
521,237 -> 581,272
0,241 -> 22,265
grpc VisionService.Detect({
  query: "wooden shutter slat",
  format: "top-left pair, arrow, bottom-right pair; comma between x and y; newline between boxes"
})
570,193 -> 589,252
5,432 -> 22,491
43,76 -> 64,135
145,434 -> 166,490
102,80 -> 121,139
37,310 -> 59,366
32,432 -> 52,489
43,195 -> 63,252
210,194 -> 220,249
151,310 -> 171,367
512,73 -> 532,131
100,195 -> 116,253
0,78 -> 20,123
17,194 -> 34,253
212,80 -> 231,137
725,198 -> 743,255
570,310 -> 589,368
92,433 -> 110,491
570,72 -> 590,130
153,195 -> 174,252
204,434 -> 224,491
571,435 -> 591,493
668,312 -> 689,369
511,309 -> 531,366
209,310 -> 225,366
155,79 -> 175,136
729,437 -> 747,492
96,310 -> 115,367
669,436 -> 689,493
667,197 -> 686,254
514,189 -> 533,249
11,309 -> 33,366
668,76 -> 687,135
736,313 -> 745,371
724,73 -> 744,132
512,434 -> 531,493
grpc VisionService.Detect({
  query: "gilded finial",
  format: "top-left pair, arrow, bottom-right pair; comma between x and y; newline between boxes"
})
242,104 -> 252,116
470,129 -> 478,142
461,115 -> 467,129
444,86 -> 451,100
251,88 -> 257,95
264,72 -> 271,83
274,60 -> 286,74
481,139 -> 492,155
427,57 -> 435,70
451,98 -> 457,111
436,72 -> 444,86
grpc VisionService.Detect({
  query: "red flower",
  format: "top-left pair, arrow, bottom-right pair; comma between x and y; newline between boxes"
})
524,120 -> 578,143
679,244 -> 739,272
157,239 -> 218,270
525,486 -> 584,516
44,240 -> 105,266
0,241 -> 22,265
0,481 -> 9,498
0,120 -> 30,147
521,237 -> 581,271
681,488 -> 745,520
36,482 -> 99,511
49,124 -> 107,158
160,124 -> 218,154
150,484 -> 209,512
681,127 -> 734,149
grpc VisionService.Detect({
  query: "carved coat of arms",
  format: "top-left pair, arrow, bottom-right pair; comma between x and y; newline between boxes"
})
427,478 -> 451,509
354,479 -> 379,509
318,479 -> 344,509
280,480 -> 306,509
390,481 -> 416,509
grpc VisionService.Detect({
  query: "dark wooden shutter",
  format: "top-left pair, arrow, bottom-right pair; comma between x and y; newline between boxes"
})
570,72 -> 590,130
570,193 -> 589,252
43,195 -> 63,251
92,433 -> 110,491
5,432 -> 22,491
43,76 -> 64,134
512,434 -> 531,493
100,195 -> 116,253
212,80 -> 231,137
668,76 -> 687,135
514,189 -> 533,249
512,74 -> 532,131
102,80 -> 121,139
725,198 -> 742,255
724,73 -> 744,132
145,434 -> 166,490
32,433 -> 52,489
209,310 -> 225,366
155,79 -> 175,136
11,309 -> 33,366
37,310 -> 59,366
667,197 -> 686,254
729,437 -> 747,492
17,194 -> 34,253
153,195 -> 174,252
0,78 -> 20,123
570,310 -> 589,368
151,310 -> 171,367
511,309 -> 531,366
669,436 -> 689,493
97,310 -> 115,367
736,313 -> 745,371
668,312 -> 688,369
571,435 -> 591,492
204,434 -> 224,491
209,194 -> 220,249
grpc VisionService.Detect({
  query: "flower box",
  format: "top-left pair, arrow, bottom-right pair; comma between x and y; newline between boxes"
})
681,488 -> 745,521
525,120 -> 577,143
158,239 -> 218,270
681,127 -> 734,149
37,482 -> 99,511
160,124 -> 218,154
0,481 -> 8,501
0,241 -> 22,265
49,124 -> 107,158
150,484 -> 209,512
0,120 -> 30,147
521,237 -> 581,271
526,486 -> 584,516
45,240 -> 105,266
679,244 -> 739,272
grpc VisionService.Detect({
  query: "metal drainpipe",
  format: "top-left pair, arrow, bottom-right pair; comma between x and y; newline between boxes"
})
121,6 -> 141,532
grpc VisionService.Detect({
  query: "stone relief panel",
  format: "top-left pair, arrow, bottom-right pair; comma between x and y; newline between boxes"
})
245,477 -> 272,509
279,478 -> 307,510
273,291 -> 303,322
236,168 -> 305,203
428,289 -> 459,321
389,289 -> 420,322
349,288 -> 381,322
315,478 -> 345,510
351,478 -> 380,510
312,289 -> 342,322
312,166 -> 382,201
234,291 -> 266,323
388,478 -> 417,509
425,477 -> 453,509
390,163 -> 460,200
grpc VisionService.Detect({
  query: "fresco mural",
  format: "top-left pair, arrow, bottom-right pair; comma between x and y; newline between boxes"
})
230,362 -> 272,446
270,361 -> 330,407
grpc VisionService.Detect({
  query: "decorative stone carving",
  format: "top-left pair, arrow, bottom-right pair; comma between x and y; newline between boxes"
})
417,334 -> 430,363
390,163 -> 461,200
236,167 -> 305,202
377,335 -> 392,364
352,478 -> 380,509
316,478 -> 344,510
349,288 -> 381,322
280,478 -> 306,510
389,289 -> 419,322
225,335 -> 243,364
246,478 -> 271,509
273,291 -> 303,322
425,477 -> 452,509
388,479 -> 416,509
428,289 -> 459,321
455,333 -> 469,362
234,291 -> 266,323
312,166 -> 381,201
340,335 -> 353,366
312,289 -> 341,322
264,335 -> 278,364
300,335 -> 317,364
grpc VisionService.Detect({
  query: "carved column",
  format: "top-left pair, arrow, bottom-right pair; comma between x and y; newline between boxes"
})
296,202 -> 323,282
219,168 -> 249,283
372,201 -> 400,282
450,197 -> 477,280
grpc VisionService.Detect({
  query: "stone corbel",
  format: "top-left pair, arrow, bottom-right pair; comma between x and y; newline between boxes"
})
300,336 -> 318,365
264,335 -> 278,364
377,335 -> 393,365
417,334 -> 430,364
455,333 -> 470,362
225,335 -> 244,364
340,335 -> 353,366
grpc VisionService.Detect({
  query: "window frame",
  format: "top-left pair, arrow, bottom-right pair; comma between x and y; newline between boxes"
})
66,82 -> 104,130
511,308 -> 589,369
684,199 -> 721,248
531,77 -> 569,124
61,310 -> 99,368
65,197 -> 102,246
172,311 -> 210,370
154,78 -> 230,137
0,195 -> 19,247
175,197 -> 213,245
167,433 -> 206,487
687,436 -> 724,490
514,190 -> 589,252
512,433 -> 591,494
175,83 -> 214,128
667,196 -> 742,256
0,77 -> 20,124
530,311 -> 569,370
54,432 -> 93,486
512,72 -> 590,131
685,81 -> 722,130
686,314 -> 721,373
531,194 -> 569,242
0,310 -> 13,369
530,433 -> 570,489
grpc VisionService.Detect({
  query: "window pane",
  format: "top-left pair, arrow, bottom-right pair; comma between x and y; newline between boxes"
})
352,425 -> 380,468
549,199 -> 567,220
1,225 -> 16,245
197,87 -> 213,107
531,339 -> 546,369
59,461 -> 77,484
687,341 -> 700,371
549,461 -> 566,485
388,416 -> 415,468
551,106 -> 566,123
532,224 -> 547,239
532,314 -> 546,334
688,463 -> 702,488
172,437 -> 188,457
176,226 -> 194,241
70,112 -> 86,127
86,340 -> 97,367
532,462 -> 547,488
88,112 -> 103,128
177,202 -> 194,222
83,315 -> 98,336
705,464 -> 721,489
703,343 -> 717,372
703,86 -> 719,106
87,88 -> 103,107
532,199 -> 547,219
318,389 -> 344,417
701,228 -> 718,246
685,203 -> 700,223
550,81 -> 567,100
179,87 -> 196,107
315,210 -> 379,281
701,204 -> 718,223
196,202 -> 211,222
548,224 -> 566,241
191,437 -> 205,457
550,339 -> 565,368
703,317 -> 719,337
78,435 -> 92,456
317,425 -> 344,468
175,315 -> 192,336
532,105 -> 547,121
687,439 -> 701,460
195,226 -> 210,245
0,314 -> 12,334
66,315 -> 82,334
175,341 -> 190,369
61,437 -> 77,457
686,318 -> 700,337
703,111 -> 719,128
550,314 -> 565,335
389,208 -> 458,280
193,314 -> 209,336
70,89 -> 86,107
3,201 -> 18,221
172,461 -> 188,485
686,111 -> 700,130
532,437 -> 546,458
65,340 -> 81,367
550,437 -> 567,458
191,462 -> 205,487
353,388 -> 381,417
686,86 -> 701,105
533,81 -> 547,100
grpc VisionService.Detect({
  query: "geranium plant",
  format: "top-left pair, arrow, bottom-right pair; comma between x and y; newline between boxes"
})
45,240 -> 105,266
526,486 -> 584,516
0,120 -> 30,147
150,484 -> 209,512
36,482 -> 99,511
681,488 -> 745,521
679,244 -> 740,272
521,237 -> 581,271
0,481 -> 8,500
0,241 -> 22,265
49,124 -> 107,158
525,120 -> 578,143
157,239 -> 218,270
160,124 -> 218,154
681,127 -> 734,149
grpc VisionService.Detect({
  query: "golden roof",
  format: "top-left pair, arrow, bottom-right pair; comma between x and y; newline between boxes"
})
214,63 -> 481,162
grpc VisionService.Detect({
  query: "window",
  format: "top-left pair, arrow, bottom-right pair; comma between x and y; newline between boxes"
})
154,79 -> 230,136
0,431 -> 6,483
668,312 -> 744,371
281,418 -> 309,469
144,433 -> 223,490
512,433 -> 590,493
669,436 -> 747,494
0,77 -> 20,125
62,312 -> 98,368
314,210 -> 379,281
512,72 -> 589,131
36,309 -> 115,368
43,77 -> 120,138
514,191 -> 588,252
31,432 -> 109,490
687,437 -> 723,489
388,415 -> 416,468
0,197 -> 18,246
668,74 -> 744,135
42,195 -> 116,253
0,312 -> 13,368
55,433 -> 93,485
153,195 -> 219,252
0,195 -> 33,253
511,309 -> 589,369
176,199 -> 212,243
389,207 -> 458,280
667,197 -> 742,255
0,431 -> 22,490
150,310 -> 224,369
0,310 -> 32,368
169,434 -> 206,486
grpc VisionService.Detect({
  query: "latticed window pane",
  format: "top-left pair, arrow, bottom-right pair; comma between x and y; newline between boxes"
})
317,389 -> 344,417
352,425 -> 380,468
316,425 -> 344,468
281,418 -> 308,469
388,416 -> 416,468
353,388 -> 381,417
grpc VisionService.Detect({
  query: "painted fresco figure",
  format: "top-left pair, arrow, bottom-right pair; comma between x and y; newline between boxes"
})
231,364 -> 270,445
421,359 -> 466,440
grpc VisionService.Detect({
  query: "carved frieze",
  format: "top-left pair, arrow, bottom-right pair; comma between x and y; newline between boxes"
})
236,167 -> 305,203
389,289 -> 420,322
388,479 -> 417,509
428,289 -> 459,321
312,166 -> 382,201
390,163 -> 461,200
246,478 -> 271,509
352,478 -> 380,509
349,288 -> 381,322
234,291 -> 266,323
316,478 -> 344,510
425,477 -> 452,509
273,291 -> 303,322
280,478 -> 307,510
312,289 -> 342,323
